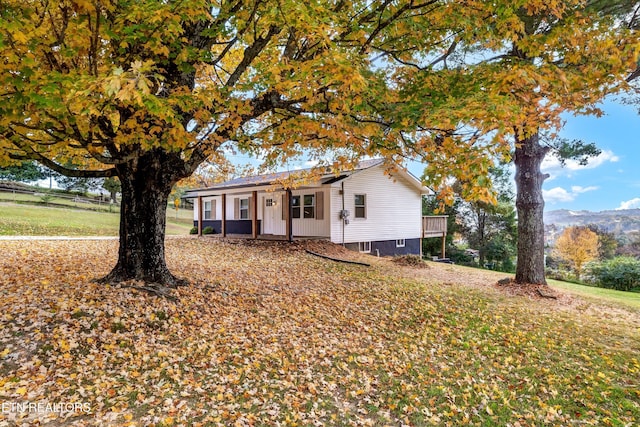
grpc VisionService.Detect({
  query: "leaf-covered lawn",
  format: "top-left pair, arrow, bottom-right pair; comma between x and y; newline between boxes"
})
0,238 -> 638,426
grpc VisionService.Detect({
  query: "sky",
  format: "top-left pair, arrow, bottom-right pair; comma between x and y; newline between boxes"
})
538,98 -> 640,213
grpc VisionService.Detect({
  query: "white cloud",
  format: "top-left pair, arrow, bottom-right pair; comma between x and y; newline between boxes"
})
541,149 -> 619,181
616,198 -> 640,210
571,185 -> 599,194
543,185 -> 599,204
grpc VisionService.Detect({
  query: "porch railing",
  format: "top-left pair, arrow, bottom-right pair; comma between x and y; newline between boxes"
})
422,215 -> 447,238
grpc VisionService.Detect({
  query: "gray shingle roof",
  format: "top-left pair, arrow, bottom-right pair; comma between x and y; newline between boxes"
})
192,158 -> 385,192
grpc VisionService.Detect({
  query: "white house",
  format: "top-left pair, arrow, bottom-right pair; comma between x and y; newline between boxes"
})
184,159 -> 447,257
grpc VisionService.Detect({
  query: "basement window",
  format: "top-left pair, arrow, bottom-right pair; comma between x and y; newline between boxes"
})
358,241 -> 371,253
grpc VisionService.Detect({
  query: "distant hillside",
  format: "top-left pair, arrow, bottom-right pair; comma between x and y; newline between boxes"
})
544,209 -> 640,242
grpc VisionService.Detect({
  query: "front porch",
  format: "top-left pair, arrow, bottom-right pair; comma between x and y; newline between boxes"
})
195,190 -> 330,242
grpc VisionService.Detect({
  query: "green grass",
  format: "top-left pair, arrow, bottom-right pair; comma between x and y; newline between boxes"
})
0,191 -> 121,212
0,201 -> 193,236
549,278 -> 640,309
0,190 -> 194,221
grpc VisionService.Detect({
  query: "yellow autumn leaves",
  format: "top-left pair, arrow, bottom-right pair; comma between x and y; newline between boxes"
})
0,238 -> 639,426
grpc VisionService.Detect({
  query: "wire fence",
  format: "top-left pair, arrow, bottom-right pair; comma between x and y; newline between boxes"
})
0,184 -> 194,220
0,184 -> 120,213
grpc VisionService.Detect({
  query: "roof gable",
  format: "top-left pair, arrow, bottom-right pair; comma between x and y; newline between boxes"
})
185,159 -> 430,195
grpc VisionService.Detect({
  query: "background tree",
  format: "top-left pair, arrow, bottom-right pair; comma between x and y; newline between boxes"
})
616,231 -> 640,258
0,161 -> 47,182
553,226 -> 600,280
102,177 -> 121,204
586,224 -> 619,260
56,176 -> 104,195
457,164 -> 517,270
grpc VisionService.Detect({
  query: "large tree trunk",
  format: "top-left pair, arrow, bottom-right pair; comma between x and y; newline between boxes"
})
514,131 -> 549,285
99,149 -> 185,287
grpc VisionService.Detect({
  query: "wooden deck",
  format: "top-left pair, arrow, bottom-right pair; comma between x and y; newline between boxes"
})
423,215 -> 447,238
422,215 -> 448,259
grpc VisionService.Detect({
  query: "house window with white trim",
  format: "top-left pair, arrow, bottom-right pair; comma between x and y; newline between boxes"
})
203,201 -> 212,220
303,194 -> 315,219
240,198 -> 249,219
396,239 -> 405,248
292,196 -> 301,218
354,194 -> 366,218
358,241 -> 371,253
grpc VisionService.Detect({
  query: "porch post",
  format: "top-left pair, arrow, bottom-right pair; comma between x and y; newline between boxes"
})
286,189 -> 293,242
221,194 -> 227,237
252,190 -> 258,239
197,195 -> 203,237
441,233 -> 446,259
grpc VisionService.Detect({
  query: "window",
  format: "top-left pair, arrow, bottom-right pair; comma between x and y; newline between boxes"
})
203,201 -> 212,220
396,239 -> 405,248
358,241 -> 371,253
292,196 -> 301,218
240,198 -> 249,219
354,194 -> 366,218
303,194 -> 315,219
265,198 -> 274,207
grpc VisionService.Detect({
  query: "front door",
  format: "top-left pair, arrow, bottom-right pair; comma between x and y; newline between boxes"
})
263,197 -> 276,234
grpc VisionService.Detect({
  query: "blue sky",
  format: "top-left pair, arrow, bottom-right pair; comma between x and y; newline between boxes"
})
539,98 -> 640,212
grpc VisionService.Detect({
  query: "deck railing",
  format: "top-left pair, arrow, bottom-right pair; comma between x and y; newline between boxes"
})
422,215 -> 448,238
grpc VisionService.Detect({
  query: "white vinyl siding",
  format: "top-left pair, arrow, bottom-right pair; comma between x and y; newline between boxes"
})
330,165 -> 422,244
291,189 -> 329,237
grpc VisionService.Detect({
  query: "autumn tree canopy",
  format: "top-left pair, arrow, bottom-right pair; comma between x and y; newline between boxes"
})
0,0 -> 436,286
0,0 -> 637,287
553,226 -> 600,279
375,0 -> 638,284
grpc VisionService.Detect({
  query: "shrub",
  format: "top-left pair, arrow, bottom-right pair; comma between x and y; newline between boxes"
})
189,226 -> 198,235
586,256 -> 640,291
202,226 -> 215,235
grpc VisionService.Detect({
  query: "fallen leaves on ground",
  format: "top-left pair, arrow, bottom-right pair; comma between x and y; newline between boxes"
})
0,238 -> 639,426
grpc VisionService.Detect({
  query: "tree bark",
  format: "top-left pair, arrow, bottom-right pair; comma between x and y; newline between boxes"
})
99,149 -> 186,287
514,131 -> 549,285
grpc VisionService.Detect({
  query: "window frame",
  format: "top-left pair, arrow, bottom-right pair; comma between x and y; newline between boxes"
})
291,195 -> 301,218
354,194 -> 366,219
303,194 -> 315,219
358,241 -> 371,253
203,200 -> 212,220
396,239 -> 406,248
239,198 -> 250,219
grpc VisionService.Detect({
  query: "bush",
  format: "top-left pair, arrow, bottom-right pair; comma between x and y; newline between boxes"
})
586,256 -> 640,291
189,226 -> 198,235
202,226 -> 215,235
